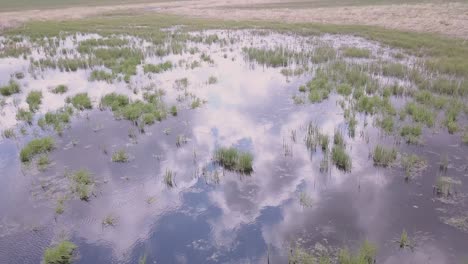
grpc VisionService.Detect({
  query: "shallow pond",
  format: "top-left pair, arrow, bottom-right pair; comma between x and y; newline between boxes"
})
0,29 -> 467,263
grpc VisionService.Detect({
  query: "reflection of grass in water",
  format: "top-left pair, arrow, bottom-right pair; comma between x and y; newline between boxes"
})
43,240 -> 77,264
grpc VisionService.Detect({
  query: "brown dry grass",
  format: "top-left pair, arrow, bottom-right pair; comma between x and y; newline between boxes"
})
0,0 -> 467,38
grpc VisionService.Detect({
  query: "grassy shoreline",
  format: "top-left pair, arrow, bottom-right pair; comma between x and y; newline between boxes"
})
3,13 -> 467,74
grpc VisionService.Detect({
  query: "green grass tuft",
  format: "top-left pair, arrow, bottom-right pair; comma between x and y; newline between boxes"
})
332,145 -> 352,172
70,93 -> 92,110
215,147 -> 254,173
0,80 -> 20,96
26,90 -> 43,112
112,149 -> 129,162
52,84 -> 68,94
342,47 -> 371,58
143,61 -> 172,74
71,169 -> 93,200
372,145 -> 397,167
43,240 -> 77,264
20,137 -> 55,162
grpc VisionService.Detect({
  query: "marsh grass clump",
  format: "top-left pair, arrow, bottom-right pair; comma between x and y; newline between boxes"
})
93,47 -> 143,79
356,95 -> 382,115
381,62 -> 407,79
2,128 -> 15,139
338,240 -> 377,264
43,240 -> 77,264
332,145 -> 352,172
42,107 -> 73,135
311,45 -> 336,63
306,70 -> 331,103
242,46 -> 303,67
318,133 -> 329,152
372,145 -> 397,167
89,69 -> 113,82
435,176 -> 461,198
402,154 -> 427,181
143,61 -> 172,74
164,169 -> 175,188
116,100 -> 166,125
288,244 -> 330,264
55,197 -> 65,215
342,47 -> 371,58
333,130 -> 345,147
208,76 -> 218,84
337,83 -> 352,96
26,90 -> 43,112
16,108 -> 33,123
404,102 -> 433,127
0,80 -> 20,96
70,93 -> 92,110
214,147 -> 254,173
71,169 -> 93,201
100,93 -> 130,111
400,125 -> 422,144
20,137 -> 55,162
102,214 -> 117,227
52,84 -> 68,94
112,149 -> 129,163
191,98 -> 203,109
170,105 -> 177,116
399,229 -> 410,249
377,116 -> 394,133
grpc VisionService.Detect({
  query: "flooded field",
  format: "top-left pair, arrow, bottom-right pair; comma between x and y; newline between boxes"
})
0,29 -> 467,263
